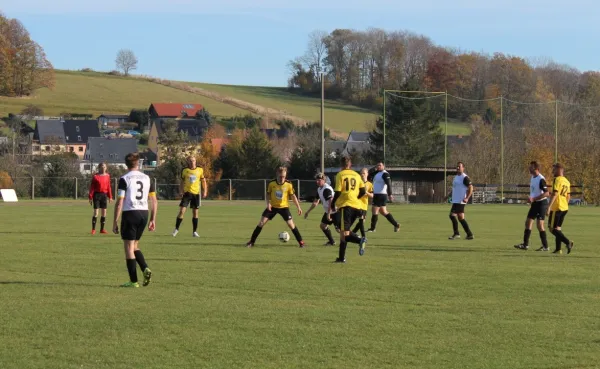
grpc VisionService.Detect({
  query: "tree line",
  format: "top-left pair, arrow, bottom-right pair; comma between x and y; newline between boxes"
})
0,13 -> 54,97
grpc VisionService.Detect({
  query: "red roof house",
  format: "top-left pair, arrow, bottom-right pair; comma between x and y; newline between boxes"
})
149,103 -> 204,119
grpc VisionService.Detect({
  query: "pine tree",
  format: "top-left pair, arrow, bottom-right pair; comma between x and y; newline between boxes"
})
369,90 -> 445,166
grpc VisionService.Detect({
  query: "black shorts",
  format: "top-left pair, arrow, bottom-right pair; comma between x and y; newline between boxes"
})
548,210 -> 568,229
373,194 -> 388,207
93,192 -> 108,209
527,200 -> 548,220
339,207 -> 361,231
450,203 -> 466,214
120,210 -> 149,241
320,212 -> 339,226
359,209 -> 367,218
179,192 -> 201,209
262,207 -> 292,221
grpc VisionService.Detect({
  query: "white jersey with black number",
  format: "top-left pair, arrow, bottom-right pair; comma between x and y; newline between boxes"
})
373,170 -> 390,195
452,173 -> 471,204
530,174 -> 548,201
118,171 -> 153,211
317,183 -> 335,213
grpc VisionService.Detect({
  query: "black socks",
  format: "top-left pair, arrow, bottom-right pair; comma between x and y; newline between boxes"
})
92,216 -> 97,230
370,214 -> 378,230
134,250 -> 148,271
539,231 -> 548,248
322,228 -> 335,244
459,219 -> 473,237
100,216 -> 106,231
192,217 -> 198,232
449,215 -> 459,235
126,259 -> 137,283
523,229 -> 532,246
175,217 -> 183,230
250,226 -> 263,243
384,213 -> 399,227
291,227 -> 303,243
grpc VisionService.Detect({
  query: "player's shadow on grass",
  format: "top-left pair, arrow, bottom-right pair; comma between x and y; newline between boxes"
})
0,281 -> 116,287
151,258 -> 303,264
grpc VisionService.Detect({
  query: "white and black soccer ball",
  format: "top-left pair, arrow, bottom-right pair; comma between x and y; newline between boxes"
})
278,231 -> 290,243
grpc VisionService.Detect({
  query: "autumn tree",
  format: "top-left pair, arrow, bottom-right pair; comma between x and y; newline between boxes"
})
0,14 -> 54,97
115,49 -> 138,76
21,104 -> 43,118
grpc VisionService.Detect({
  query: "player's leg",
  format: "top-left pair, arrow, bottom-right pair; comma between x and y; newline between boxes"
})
100,205 -> 108,233
552,211 -> 573,254
368,204 -> 380,232
379,204 -> 400,232
92,206 -> 99,234
535,202 -> 549,251
515,217 -> 534,250
352,211 -> 366,238
192,195 -> 200,237
173,194 -> 189,236
120,213 -> 139,287
247,208 -> 274,247
284,209 -> 304,247
132,214 -> 152,286
320,213 -> 336,246
457,211 -> 474,239
336,208 -> 348,263
448,204 -> 460,239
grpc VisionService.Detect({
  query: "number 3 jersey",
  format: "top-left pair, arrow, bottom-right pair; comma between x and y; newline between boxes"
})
118,171 -> 156,211
550,175 -> 570,212
267,179 -> 295,208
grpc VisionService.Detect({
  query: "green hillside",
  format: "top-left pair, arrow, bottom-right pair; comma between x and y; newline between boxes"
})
0,70 -> 470,136
0,70 -> 249,118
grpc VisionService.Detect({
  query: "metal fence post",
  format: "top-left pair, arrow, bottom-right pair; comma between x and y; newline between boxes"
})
31,176 -> 35,200
229,179 -> 232,201
297,179 -> 300,200
114,177 -> 118,195
75,177 -> 78,199
154,178 -> 157,194
263,179 -> 267,200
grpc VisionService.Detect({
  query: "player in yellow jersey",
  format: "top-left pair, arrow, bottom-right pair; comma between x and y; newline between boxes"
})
350,168 -> 374,239
328,156 -> 367,262
246,167 -> 305,248
546,163 -> 574,254
172,156 -> 208,238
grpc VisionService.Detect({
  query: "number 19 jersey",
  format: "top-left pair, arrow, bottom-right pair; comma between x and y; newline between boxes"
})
118,171 -> 156,211
334,169 -> 365,209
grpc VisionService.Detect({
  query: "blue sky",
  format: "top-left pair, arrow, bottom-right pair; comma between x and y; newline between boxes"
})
1,0 -> 598,87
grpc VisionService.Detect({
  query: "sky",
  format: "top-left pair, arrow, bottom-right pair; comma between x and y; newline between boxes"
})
1,0 -> 598,87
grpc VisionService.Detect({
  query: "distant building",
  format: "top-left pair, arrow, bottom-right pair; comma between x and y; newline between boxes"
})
81,137 -> 138,174
63,120 -> 101,159
148,103 -> 204,122
32,120 -> 67,155
97,114 -> 130,127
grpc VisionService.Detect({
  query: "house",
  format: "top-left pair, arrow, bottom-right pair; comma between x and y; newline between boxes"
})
324,140 -> 346,158
148,103 -> 204,122
32,120 -> 67,155
147,118 -> 209,164
343,130 -> 371,156
63,120 -> 101,159
261,128 -> 290,140
81,137 -> 138,173
97,114 -> 129,127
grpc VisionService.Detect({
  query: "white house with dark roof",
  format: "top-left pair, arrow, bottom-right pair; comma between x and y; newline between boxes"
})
32,120 -> 67,155
80,137 -> 138,174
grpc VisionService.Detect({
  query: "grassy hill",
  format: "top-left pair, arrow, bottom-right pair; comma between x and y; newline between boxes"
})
0,70 -> 470,136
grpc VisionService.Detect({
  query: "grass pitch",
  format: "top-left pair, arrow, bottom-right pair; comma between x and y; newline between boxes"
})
1,201 -> 599,369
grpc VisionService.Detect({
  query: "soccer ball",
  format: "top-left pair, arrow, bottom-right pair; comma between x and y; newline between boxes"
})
279,231 -> 290,242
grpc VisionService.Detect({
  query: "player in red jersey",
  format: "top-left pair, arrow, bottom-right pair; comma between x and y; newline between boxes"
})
89,162 -> 113,234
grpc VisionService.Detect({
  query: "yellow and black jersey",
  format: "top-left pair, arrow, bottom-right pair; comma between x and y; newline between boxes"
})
359,181 -> 373,210
334,169 -> 365,209
551,176 -> 570,211
267,179 -> 295,208
181,167 -> 204,195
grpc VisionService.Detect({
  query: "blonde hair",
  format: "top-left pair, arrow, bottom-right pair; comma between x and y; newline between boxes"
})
277,166 -> 287,175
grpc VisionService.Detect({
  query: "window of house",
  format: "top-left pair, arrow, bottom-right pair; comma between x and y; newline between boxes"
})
100,154 -> 104,158
69,147 -> 74,152
84,164 -> 91,170
33,146 -> 40,152
79,147 -> 83,152
77,136 -> 81,141
45,146 -> 50,151
66,136 -> 69,140
76,126 -> 80,132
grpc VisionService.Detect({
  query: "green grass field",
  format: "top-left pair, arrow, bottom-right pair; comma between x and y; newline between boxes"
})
1,201 -> 598,369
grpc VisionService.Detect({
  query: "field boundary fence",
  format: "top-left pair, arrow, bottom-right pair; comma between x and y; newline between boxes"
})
3,177 -> 586,205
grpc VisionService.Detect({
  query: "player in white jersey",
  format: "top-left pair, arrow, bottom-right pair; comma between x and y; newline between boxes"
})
447,162 -> 474,240
304,173 -> 339,245
514,161 -> 550,251
367,162 -> 400,233
112,153 -> 157,288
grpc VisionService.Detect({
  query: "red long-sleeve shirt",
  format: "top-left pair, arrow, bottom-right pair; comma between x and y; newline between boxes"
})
89,174 -> 113,200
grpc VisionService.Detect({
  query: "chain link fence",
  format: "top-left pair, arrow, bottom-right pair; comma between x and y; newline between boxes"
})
2,177 -> 586,204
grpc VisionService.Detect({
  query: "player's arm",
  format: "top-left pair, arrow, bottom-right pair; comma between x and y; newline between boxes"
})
463,176 -> 473,203
330,173 -> 342,215
113,178 -> 127,234
304,196 -> 320,219
291,193 -> 302,215
202,177 -> 208,199
148,180 -> 157,231
88,175 -> 97,204
383,172 -> 393,201
546,179 -> 559,215
367,183 -> 374,198
357,176 -> 366,198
